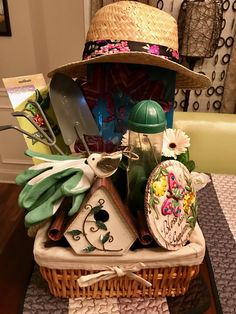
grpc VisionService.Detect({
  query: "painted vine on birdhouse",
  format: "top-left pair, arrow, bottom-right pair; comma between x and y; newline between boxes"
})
64,178 -> 138,255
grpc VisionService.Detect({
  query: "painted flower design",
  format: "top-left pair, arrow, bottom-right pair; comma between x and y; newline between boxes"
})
172,50 -> 179,60
143,44 -> 160,55
152,175 -> 167,197
90,40 -> 130,58
162,129 -> 190,159
183,192 -> 195,214
149,45 -> 160,55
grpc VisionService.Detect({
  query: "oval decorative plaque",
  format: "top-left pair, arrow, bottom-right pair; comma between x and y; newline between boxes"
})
145,160 -> 197,250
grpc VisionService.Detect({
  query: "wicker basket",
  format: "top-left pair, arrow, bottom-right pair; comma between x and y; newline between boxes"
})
40,265 -> 199,299
34,223 -> 205,299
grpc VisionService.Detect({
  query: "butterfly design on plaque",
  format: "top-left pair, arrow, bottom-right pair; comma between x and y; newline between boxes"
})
161,172 -> 185,217
145,160 -> 197,250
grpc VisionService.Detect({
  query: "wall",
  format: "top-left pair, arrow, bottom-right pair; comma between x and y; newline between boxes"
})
0,0 -> 86,182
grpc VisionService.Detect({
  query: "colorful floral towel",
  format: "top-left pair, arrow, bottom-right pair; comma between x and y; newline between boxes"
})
75,63 -> 176,153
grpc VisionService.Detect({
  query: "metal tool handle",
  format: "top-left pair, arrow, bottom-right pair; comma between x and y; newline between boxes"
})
13,100 -> 64,155
74,122 -> 91,156
0,125 -> 12,131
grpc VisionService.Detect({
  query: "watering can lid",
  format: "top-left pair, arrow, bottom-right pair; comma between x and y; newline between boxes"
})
127,100 -> 166,134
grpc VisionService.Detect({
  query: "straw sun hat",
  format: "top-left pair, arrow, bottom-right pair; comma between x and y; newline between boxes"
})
48,1 -> 211,90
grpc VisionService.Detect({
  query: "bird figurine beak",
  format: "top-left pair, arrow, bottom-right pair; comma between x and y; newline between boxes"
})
87,151 -> 122,178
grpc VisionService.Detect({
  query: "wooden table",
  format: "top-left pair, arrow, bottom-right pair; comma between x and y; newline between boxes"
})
0,183 -> 34,314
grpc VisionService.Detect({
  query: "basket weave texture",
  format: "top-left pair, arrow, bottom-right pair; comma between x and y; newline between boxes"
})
40,265 -> 199,299
35,222 -> 205,299
87,1 -> 178,50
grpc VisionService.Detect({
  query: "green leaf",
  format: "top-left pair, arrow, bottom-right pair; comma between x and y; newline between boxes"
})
177,151 -> 189,165
153,197 -> 159,205
90,205 -> 102,215
154,168 -> 162,180
67,229 -> 82,241
67,229 -> 82,236
191,202 -> 198,218
185,185 -> 192,192
161,168 -> 169,176
96,220 -> 107,230
150,185 -> 155,195
101,232 -> 110,244
83,245 -> 96,253
150,198 -> 155,208
184,176 -> 192,187
187,216 -> 196,229
186,160 -> 196,172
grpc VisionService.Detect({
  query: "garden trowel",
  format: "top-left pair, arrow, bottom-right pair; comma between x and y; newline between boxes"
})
49,73 -> 99,154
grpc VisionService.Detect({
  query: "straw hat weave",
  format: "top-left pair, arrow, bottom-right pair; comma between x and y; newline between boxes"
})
48,1 -> 211,90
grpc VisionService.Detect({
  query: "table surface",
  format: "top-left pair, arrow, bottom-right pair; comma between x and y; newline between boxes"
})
22,173 -> 236,314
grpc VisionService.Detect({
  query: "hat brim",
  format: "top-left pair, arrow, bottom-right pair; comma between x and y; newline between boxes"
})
48,52 -> 211,90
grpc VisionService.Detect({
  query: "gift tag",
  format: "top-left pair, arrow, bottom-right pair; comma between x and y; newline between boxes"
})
145,160 -> 197,250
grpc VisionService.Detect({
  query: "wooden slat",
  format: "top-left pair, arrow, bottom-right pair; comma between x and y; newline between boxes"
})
0,183 -> 23,251
0,183 -> 34,314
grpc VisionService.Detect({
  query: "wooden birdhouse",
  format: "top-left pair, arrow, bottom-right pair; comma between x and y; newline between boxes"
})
64,178 -> 138,255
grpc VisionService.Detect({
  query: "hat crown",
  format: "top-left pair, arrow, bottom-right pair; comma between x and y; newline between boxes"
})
87,1 -> 178,51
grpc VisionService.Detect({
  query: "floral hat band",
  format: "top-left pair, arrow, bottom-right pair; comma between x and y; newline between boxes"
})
82,40 -> 180,63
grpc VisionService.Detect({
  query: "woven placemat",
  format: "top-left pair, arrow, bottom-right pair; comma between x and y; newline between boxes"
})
69,297 -> 169,314
197,175 -> 236,314
23,265 -> 68,314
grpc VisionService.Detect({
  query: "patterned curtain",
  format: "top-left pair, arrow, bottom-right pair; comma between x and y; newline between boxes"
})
222,33 -> 236,113
90,0 -> 236,114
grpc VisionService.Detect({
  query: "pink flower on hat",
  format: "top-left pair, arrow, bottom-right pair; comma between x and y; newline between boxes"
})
148,45 -> 160,55
90,40 -> 130,57
120,41 -> 129,47
143,44 -> 160,55
107,43 -> 115,49
172,50 -> 179,60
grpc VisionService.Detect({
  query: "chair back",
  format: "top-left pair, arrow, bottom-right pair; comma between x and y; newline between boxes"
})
174,112 -> 236,174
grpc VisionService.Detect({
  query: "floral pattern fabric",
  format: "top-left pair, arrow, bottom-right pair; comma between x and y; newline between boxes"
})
83,40 -> 179,62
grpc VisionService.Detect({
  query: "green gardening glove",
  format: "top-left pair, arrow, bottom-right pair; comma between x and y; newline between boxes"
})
17,150 -> 105,227
68,193 -> 86,216
16,149 -> 80,186
24,187 -> 64,227
19,167 -> 82,209
24,191 -> 86,227
61,169 -> 94,196
21,182 -> 59,211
